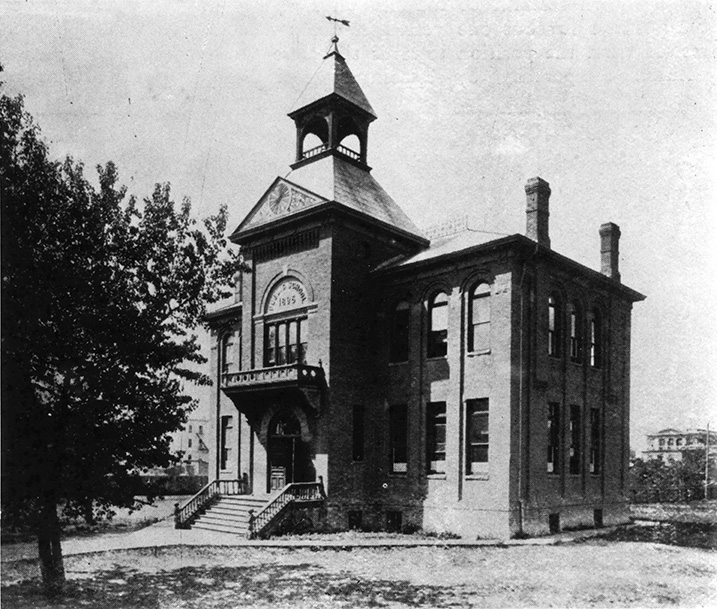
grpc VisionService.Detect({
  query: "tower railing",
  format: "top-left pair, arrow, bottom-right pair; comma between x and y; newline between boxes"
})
302,144 -> 327,159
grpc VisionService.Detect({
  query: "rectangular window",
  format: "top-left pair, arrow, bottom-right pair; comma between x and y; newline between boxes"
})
199,425 -> 203,435
352,405 -> 365,462
548,296 -> 560,357
287,321 -> 299,364
265,319 -> 306,367
277,322 -> 287,365
466,399 -> 489,475
299,318 -> 308,364
590,312 -> 602,368
389,303 -> 410,363
427,402 -> 446,474
570,309 -> 583,363
188,438 -> 192,448
428,293 -> 448,358
547,402 -> 560,473
220,415 -> 232,470
590,408 -> 601,475
389,404 -> 408,473
569,405 -> 581,475
468,283 -> 491,352
265,325 -> 276,366
348,511 -> 363,530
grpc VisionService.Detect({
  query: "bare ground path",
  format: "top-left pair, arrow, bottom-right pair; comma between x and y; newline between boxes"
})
2,541 -> 716,608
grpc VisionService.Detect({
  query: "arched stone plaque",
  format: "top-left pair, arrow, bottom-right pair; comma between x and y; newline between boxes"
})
266,278 -> 308,314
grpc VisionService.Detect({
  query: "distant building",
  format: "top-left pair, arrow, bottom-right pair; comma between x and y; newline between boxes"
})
145,417 -> 210,477
171,417 -> 210,476
642,428 -> 717,462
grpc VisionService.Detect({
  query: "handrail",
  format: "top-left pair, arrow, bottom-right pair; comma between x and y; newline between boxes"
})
248,477 -> 325,538
174,477 -> 247,528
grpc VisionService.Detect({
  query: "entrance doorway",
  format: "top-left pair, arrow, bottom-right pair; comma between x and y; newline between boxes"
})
267,411 -> 313,492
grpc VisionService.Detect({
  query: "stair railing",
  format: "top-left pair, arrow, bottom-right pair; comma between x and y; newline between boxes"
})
248,476 -> 325,539
174,477 -> 248,529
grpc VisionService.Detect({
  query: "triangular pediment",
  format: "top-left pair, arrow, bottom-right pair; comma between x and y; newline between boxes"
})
233,178 -> 328,236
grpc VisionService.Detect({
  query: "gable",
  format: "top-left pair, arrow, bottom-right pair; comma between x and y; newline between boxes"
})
233,178 -> 328,236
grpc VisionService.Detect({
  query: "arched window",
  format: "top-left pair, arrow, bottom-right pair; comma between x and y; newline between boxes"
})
569,302 -> 583,363
389,301 -> 410,363
548,294 -> 561,357
590,308 -> 602,368
427,292 -> 448,358
468,282 -> 491,353
221,333 -> 232,374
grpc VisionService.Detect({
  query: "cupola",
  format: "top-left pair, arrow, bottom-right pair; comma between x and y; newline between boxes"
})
288,36 -> 376,171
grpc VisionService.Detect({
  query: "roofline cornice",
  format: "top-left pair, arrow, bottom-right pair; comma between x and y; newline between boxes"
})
230,199 -> 429,249
373,234 -> 646,302
204,302 -> 242,323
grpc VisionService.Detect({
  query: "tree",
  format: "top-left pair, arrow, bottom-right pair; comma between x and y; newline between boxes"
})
629,449 -> 711,503
1,90 -> 242,595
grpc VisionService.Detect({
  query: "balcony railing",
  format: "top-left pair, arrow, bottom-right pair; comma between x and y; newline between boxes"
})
222,363 -> 323,390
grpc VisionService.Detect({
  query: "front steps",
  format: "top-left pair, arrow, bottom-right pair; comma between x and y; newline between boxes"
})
191,495 -> 267,536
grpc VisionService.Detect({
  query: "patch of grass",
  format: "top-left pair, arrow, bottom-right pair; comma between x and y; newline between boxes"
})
591,522 -> 717,550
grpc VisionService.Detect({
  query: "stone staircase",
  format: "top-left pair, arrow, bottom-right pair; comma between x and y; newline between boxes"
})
175,479 -> 326,538
191,495 -> 267,536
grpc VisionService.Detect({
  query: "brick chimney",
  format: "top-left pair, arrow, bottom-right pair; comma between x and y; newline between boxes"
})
599,222 -> 621,282
525,177 -> 551,248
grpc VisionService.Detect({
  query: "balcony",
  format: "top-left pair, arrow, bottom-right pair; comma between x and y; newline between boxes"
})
221,363 -> 325,415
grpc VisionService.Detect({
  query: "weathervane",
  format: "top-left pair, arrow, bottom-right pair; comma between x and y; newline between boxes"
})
326,15 -> 350,28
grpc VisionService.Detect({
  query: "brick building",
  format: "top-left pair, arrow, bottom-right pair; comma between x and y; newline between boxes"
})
195,37 -> 645,538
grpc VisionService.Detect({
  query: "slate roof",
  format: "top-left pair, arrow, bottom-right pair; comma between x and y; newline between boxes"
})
285,155 -> 425,240
377,229 -> 507,269
290,44 -> 376,117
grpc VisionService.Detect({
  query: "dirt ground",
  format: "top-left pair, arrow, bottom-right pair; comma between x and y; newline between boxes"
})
2,538 -> 716,608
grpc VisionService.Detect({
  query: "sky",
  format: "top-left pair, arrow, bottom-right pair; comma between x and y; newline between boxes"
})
2,0 -> 715,451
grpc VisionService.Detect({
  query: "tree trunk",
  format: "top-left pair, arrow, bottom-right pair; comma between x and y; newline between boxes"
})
37,497 -> 65,596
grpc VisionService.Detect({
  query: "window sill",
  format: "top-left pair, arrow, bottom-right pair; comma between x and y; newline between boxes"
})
389,472 -> 408,478
427,473 -> 446,479
465,473 -> 489,481
352,460 -> 365,465
388,361 -> 408,367
569,359 -> 584,367
426,355 -> 448,362
467,349 -> 491,357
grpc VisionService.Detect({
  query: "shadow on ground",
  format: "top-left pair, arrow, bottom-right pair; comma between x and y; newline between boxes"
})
1,562 -> 456,609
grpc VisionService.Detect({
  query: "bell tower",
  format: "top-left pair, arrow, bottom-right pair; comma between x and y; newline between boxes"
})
288,36 -> 376,171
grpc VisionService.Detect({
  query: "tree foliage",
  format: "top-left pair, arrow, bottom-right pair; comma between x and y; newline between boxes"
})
629,450 -> 709,503
1,90 -> 241,594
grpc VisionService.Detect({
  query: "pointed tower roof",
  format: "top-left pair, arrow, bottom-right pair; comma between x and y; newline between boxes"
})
286,155 -> 424,238
230,35 -> 427,248
290,36 -> 376,118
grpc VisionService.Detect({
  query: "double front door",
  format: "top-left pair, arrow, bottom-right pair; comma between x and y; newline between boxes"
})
267,411 -> 313,492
